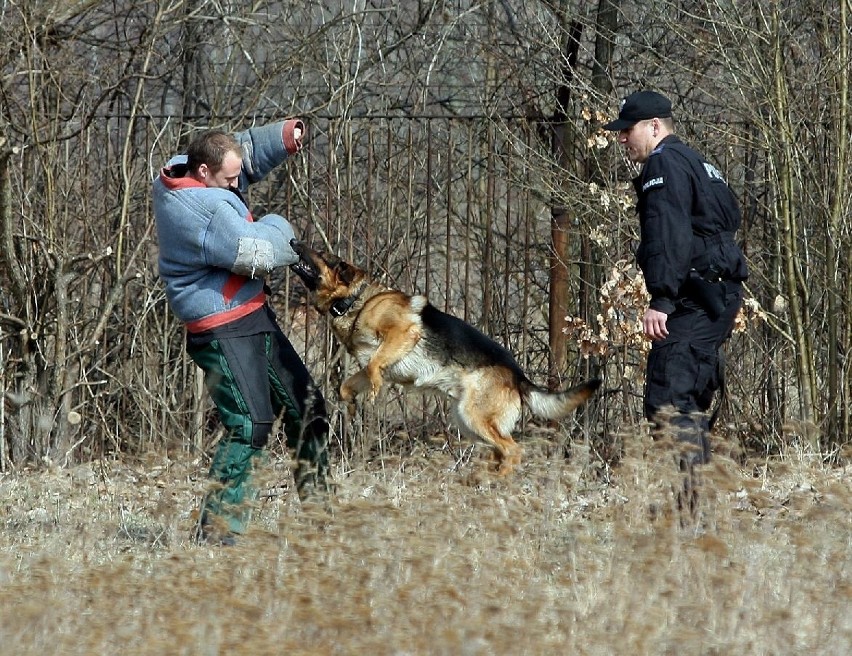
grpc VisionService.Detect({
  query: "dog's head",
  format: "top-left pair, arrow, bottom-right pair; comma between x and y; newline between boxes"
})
290,242 -> 368,315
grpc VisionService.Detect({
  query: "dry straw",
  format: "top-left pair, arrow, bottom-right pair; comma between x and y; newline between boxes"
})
0,432 -> 850,655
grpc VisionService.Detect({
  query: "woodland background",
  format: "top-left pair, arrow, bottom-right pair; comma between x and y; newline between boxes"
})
1,0 -> 850,471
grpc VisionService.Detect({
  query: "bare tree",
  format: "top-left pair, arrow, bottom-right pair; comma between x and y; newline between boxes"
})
1,0 -> 849,470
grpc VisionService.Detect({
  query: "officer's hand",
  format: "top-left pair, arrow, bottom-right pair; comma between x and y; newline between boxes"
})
643,308 -> 669,341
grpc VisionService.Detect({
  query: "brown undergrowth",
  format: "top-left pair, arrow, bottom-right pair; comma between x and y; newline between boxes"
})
0,429 -> 850,655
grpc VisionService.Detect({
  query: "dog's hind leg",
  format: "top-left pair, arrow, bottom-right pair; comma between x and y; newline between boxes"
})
453,369 -> 524,475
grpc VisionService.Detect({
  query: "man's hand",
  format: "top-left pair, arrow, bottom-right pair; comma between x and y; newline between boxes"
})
643,308 -> 669,341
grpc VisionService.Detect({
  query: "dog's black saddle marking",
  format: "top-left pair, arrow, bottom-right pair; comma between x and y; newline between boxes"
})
420,303 -> 525,379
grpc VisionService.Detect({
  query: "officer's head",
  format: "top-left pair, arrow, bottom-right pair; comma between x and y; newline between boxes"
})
603,91 -> 675,164
186,130 -> 243,190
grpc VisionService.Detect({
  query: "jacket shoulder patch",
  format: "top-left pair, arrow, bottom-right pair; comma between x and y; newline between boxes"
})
642,176 -> 664,192
703,162 -> 727,183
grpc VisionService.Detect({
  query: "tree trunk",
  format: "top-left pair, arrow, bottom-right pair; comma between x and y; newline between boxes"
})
548,15 -> 582,385
824,0 -> 848,448
770,8 -> 817,435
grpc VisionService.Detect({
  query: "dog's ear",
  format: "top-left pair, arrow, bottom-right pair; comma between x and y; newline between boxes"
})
321,252 -> 341,267
337,262 -> 358,285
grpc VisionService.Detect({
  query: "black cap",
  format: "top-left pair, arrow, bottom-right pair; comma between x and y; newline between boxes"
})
602,91 -> 672,131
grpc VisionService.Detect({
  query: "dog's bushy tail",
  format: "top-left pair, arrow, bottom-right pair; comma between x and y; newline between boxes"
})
522,379 -> 602,420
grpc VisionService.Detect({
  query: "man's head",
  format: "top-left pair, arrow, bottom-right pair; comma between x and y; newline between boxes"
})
186,130 -> 243,189
603,91 -> 674,164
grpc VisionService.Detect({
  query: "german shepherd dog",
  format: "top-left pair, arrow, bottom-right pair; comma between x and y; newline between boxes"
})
290,243 -> 601,475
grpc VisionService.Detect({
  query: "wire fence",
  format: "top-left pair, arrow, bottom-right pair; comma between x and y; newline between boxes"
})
1,112 -> 775,468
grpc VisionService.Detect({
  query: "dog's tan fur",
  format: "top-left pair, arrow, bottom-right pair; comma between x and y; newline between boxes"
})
292,244 -> 601,475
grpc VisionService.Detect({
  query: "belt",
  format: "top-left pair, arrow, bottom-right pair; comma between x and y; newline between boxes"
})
698,231 -> 736,247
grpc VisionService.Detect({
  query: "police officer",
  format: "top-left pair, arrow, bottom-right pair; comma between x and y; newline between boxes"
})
603,91 -> 748,493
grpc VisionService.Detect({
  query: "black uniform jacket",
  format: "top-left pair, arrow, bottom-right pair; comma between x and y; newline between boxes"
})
633,135 -> 749,314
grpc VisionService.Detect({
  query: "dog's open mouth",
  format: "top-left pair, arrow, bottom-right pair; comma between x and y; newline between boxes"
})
290,258 -> 320,290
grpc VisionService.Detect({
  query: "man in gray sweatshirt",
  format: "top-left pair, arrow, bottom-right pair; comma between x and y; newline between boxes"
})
152,120 -> 329,545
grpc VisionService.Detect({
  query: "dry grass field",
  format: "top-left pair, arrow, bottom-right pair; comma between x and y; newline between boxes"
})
1,427 -> 849,656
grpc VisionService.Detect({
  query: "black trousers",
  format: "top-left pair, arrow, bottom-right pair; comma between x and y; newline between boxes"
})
644,283 -> 743,465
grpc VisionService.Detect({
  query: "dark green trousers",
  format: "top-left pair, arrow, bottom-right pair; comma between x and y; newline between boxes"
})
188,329 -> 329,534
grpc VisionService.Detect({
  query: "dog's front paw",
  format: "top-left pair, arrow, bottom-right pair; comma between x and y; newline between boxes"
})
365,369 -> 384,401
341,372 -> 370,403
338,383 -> 359,416
340,382 -> 356,403
367,382 -> 382,401
344,399 -> 358,417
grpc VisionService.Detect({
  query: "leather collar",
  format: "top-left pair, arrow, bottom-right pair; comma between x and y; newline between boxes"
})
330,281 -> 367,317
